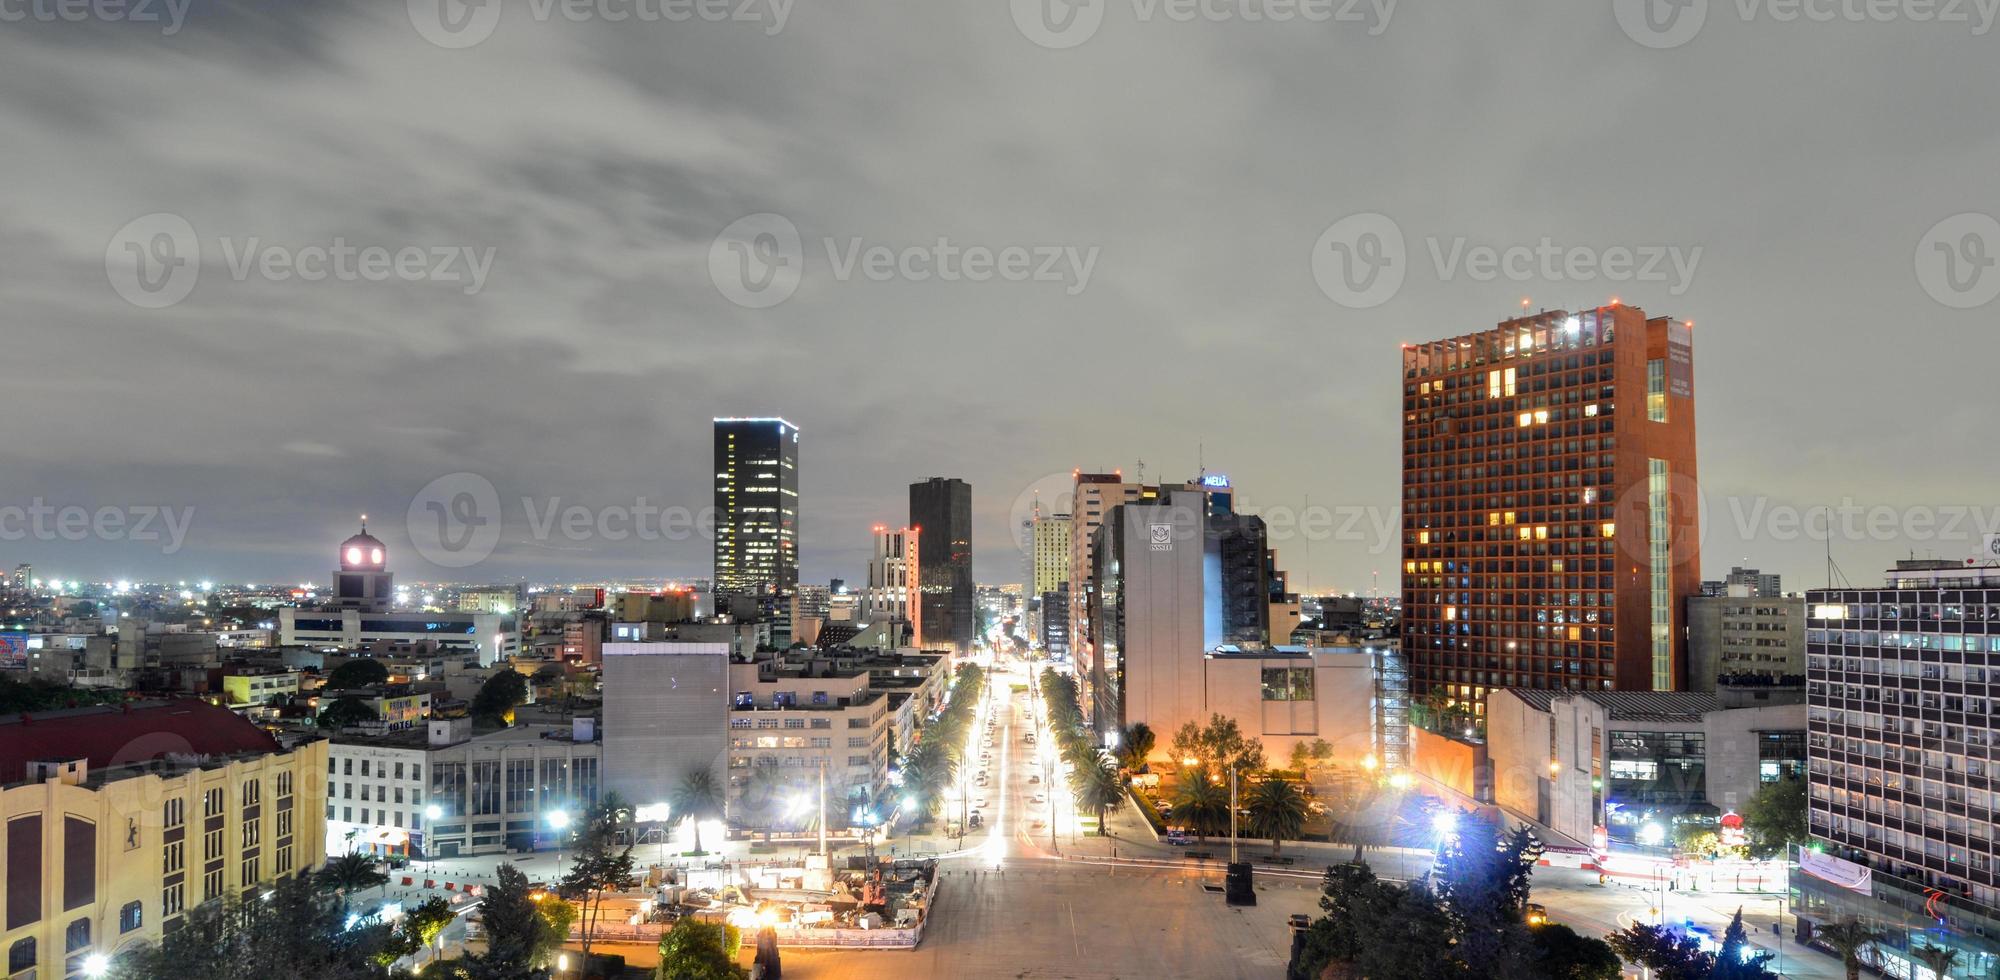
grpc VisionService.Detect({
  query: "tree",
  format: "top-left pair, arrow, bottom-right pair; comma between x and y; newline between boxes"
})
326,657 -> 389,689
1531,922 -> 1624,980
472,669 -> 530,724
1069,749 -> 1124,834
316,852 -> 389,895
1170,767 -> 1230,842
317,696 -> 378,731
1292,850 -> 1618,980
1118,722 -> 1155,771
1814,918 -> 1886,980
655,917 -> 745,980
470,864 -> 563,977
380,895 -> 457,966
1606,922 -> 1715,980
557,800 -> 638,962
1169,720 -> 1204,768
106,875 -> 391,980
669,768 -> 726,855
1911,940 -> 1962,980
1245,775 -> 1309,857
1740,777 -> 1808,859
1712,908 -> 1778,979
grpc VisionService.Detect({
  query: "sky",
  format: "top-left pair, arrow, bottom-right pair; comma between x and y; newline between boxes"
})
2,0 -> 1997,594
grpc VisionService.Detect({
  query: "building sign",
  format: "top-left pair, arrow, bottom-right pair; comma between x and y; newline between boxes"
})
1985,532 -> 2000,561
1667,320 -> 1693,399
1798,848 -> 1873,894
0,634 -> 26,670
1149,523 -> 1174,552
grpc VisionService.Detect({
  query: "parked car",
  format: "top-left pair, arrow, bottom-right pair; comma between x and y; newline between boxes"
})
1029,774 -> 1041,784
1031,793 -> 1046,804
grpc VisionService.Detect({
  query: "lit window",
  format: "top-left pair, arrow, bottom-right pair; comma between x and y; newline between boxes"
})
1518,413 -> 1532,427
1601,523 -> 1616,538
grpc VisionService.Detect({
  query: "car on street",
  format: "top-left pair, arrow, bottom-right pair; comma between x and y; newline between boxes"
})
1031,793 -> 1046,804
1028,774 -> 1040,783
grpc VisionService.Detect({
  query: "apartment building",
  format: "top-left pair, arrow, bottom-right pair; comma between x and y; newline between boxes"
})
1,702 -> 327,977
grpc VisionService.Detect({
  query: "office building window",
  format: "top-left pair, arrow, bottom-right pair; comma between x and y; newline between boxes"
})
119,901 -> 143,933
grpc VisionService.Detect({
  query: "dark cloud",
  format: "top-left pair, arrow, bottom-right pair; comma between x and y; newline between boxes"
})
1,1 -> 1996,593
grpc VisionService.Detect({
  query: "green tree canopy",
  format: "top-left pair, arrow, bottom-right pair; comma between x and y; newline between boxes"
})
1740,777 -> 1808,859
655,917 -> 745,980
317,696 -> 378,731
326,657 -> 389,689
472,669 -> 530,723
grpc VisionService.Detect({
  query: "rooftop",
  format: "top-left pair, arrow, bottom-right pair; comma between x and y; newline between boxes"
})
1,699 -> 284,785
1500,689 -> 1724,722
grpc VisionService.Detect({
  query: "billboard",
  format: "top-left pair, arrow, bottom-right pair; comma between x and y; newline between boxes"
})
0,634 -> 28,670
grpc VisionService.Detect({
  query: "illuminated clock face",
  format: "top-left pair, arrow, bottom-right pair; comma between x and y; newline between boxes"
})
370,548 -> 384,564
346,546 -> 363,565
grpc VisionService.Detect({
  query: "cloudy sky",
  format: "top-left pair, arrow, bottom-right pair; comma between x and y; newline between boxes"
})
2,0 -> 1996,593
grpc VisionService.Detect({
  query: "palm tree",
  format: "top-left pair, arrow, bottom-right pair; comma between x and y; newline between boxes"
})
1171,767 -> 1230,843
901,738 -> 954,824
315,852 -> 388,895
1815,917 -> 1886,980
1911,940 -> 1961,980
1070,750 -> 1124,835
1244,774 -> 1309,857
668,768 -> 725,855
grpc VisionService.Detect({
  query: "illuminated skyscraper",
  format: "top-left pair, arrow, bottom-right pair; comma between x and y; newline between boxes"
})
714,418 -> 799,646
1400,305 -> 1700,709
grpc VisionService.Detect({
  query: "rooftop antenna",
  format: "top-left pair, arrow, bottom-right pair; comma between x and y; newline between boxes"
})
1823,507 -> 1851,589
1197,442 -> 1206,483
1135,458 -> 1146,485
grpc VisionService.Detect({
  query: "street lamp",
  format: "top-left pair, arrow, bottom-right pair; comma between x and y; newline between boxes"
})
423,804 -> 443,872
81,953 -> 109,978
547,810 -> 571,876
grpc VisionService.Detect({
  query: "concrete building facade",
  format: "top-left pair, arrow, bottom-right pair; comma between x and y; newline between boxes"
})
1687,589 -> 1805,690
1797,560 -> 2000,976
1485,689 -> 1804,846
